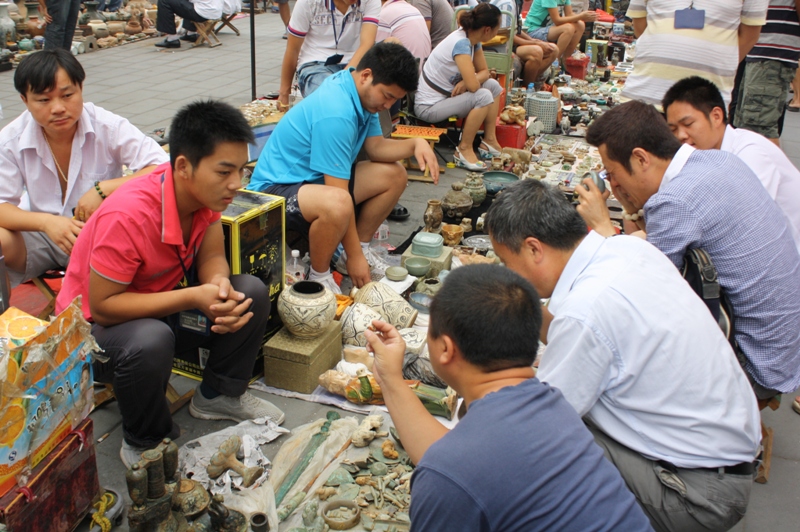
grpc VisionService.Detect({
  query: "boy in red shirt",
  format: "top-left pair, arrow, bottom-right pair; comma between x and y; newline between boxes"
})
57,100 -> 285,466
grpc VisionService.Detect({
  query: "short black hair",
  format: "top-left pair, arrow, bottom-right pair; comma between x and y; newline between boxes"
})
459,3 -> 501,31
429,264 -> 542,372
486,179 -> 588,252
168,100 -> 255,167
14,49 -> 86,96
586,100 -> 681,173
356,42 -> 418,93
662,76 -> 728,124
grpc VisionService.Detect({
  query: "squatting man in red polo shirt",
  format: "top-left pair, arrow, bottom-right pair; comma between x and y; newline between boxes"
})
56,100 -> 285,467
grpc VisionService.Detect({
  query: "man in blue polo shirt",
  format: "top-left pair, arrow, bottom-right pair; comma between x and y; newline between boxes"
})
248,42 -> 438,293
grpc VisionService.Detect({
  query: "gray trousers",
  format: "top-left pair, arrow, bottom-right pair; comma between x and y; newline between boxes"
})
415,78 -> 504,123
91,275 -> 270,447
588,424 -> 752,532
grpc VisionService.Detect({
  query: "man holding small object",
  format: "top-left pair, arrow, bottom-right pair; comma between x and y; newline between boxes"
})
0,50 -> 168,287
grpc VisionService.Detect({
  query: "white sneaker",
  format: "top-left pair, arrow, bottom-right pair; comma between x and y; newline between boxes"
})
311,271 -> 342,295
120,440 -> 149,468
334,247 -> 391,281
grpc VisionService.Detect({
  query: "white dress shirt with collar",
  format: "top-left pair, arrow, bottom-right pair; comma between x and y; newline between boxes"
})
538,231 -> 760,468
191,0 -> 225,20
0,102 -> 169,218
720,124 -> 800,253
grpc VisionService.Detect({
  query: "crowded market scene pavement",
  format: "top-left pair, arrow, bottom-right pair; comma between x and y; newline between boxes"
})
0,4 -> 799,532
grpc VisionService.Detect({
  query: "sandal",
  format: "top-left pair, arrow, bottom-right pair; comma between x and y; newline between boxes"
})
478,142 -> 502,160
388,203 -> 410,221
788,105 -> 800,113
453,148 -> 486,171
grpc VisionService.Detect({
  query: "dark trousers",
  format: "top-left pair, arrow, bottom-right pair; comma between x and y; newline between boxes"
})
156,0 -> 208,34
44,0 -> 80,50
91,275 -> 270,447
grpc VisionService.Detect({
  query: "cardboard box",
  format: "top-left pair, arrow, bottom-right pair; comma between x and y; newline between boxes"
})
401,246 -> 453,279
172,189 -> 285,382
0,302 -> 99,499
263,322 -> 342,394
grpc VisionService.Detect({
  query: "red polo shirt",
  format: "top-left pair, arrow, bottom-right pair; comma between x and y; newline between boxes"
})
56,162 -> 221,321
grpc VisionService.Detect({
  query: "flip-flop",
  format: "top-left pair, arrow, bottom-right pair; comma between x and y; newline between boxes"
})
388,203 -> 410,221
788,105 -> 800,113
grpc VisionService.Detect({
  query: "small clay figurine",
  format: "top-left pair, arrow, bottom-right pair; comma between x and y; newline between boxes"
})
207,435 -> 265,487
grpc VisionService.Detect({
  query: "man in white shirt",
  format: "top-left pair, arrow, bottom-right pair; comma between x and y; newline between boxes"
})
662,76 -> 800,253
277,0 -> 380,109
155,0 -> 226,48
486,179 -> 761,532
0,49 -> 168,287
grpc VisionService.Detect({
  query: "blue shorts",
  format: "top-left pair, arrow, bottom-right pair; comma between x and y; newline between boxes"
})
528,25 -> 551,41
297,62 -> 346,97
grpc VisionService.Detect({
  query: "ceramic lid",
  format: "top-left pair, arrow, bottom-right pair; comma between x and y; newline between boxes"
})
413,232 -> 443,246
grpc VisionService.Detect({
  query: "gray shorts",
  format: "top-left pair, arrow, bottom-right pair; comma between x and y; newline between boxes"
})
414,78 -> 504,124
8,231 -> 69,287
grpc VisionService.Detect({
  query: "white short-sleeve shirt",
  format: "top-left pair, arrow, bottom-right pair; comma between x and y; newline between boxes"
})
289,0 -> 381,67
721,125 -> 800,254
0,103 -> 169,218
191,0 -> 225,19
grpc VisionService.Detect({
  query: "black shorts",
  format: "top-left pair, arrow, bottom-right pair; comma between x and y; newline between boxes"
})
263,164 -> 357,236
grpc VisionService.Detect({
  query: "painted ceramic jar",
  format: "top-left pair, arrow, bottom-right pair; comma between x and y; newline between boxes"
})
341,303 -> 382,347
351,282 -> 417,329
463,172 -> 486,207
277,280 -> 336,339
423,199 -> 443,234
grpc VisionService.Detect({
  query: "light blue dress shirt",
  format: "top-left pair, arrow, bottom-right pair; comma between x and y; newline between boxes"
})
539,231 -> 760,469
646,144 -> 800,393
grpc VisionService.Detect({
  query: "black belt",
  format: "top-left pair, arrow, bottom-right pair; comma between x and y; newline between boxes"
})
657,460 -> 755,476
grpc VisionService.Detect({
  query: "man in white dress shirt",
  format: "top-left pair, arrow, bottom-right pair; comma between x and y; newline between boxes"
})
485,179 -> 761,532
0,49 -> 168,287
662,76 -> 800,253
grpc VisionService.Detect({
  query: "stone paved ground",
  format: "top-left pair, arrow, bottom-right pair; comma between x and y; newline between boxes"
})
0,10 -> 798,530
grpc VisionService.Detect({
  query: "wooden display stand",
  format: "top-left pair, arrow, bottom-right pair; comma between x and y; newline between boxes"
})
391,125 -> 447,182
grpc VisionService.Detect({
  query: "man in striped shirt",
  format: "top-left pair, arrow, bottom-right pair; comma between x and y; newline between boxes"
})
734,0 -> 800,145
623,0 -> 769,108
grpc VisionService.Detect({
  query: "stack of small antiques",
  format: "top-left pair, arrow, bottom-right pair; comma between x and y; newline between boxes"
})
0,0 -> 158,63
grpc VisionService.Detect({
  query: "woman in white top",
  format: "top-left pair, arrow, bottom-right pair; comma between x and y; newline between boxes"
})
414,3 -> 504,170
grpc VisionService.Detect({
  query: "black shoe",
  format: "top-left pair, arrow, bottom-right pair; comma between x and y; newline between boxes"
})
388,203 -> 410,221
155,38 -> 180,49
180,33 -> 199,42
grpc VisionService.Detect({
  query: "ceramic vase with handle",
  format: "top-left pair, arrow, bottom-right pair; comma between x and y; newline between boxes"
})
351,282 -> 417,329
277,280 -> 336,339
423,199 -> 443,234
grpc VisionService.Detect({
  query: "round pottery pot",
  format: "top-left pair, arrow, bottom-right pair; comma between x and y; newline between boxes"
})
106,21 -> 124,34
277,280 -> 336,339
25,14 -> 44,36
17,37 -> 33,50
415,277 -> 443,297
384,266 -> 408,282
351,282 -> 417,329
423,199 -> 443,234
440,183 -> 473,221
340,303 -> 382,347
125,19 -> 141,35
441,224 -> 464,247
89,23 -> 109,38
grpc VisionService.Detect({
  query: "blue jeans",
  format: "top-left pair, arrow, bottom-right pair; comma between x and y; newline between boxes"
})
297,62 -> 346,97
43,0 -> 80,50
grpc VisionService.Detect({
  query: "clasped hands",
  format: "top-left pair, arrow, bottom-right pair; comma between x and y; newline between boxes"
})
194,276 -> 254,334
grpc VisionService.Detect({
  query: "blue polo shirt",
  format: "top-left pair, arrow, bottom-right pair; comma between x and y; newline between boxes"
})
247,69 -> 383,188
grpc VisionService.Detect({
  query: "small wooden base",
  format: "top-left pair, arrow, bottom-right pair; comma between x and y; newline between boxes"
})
755,422 -> 773,484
